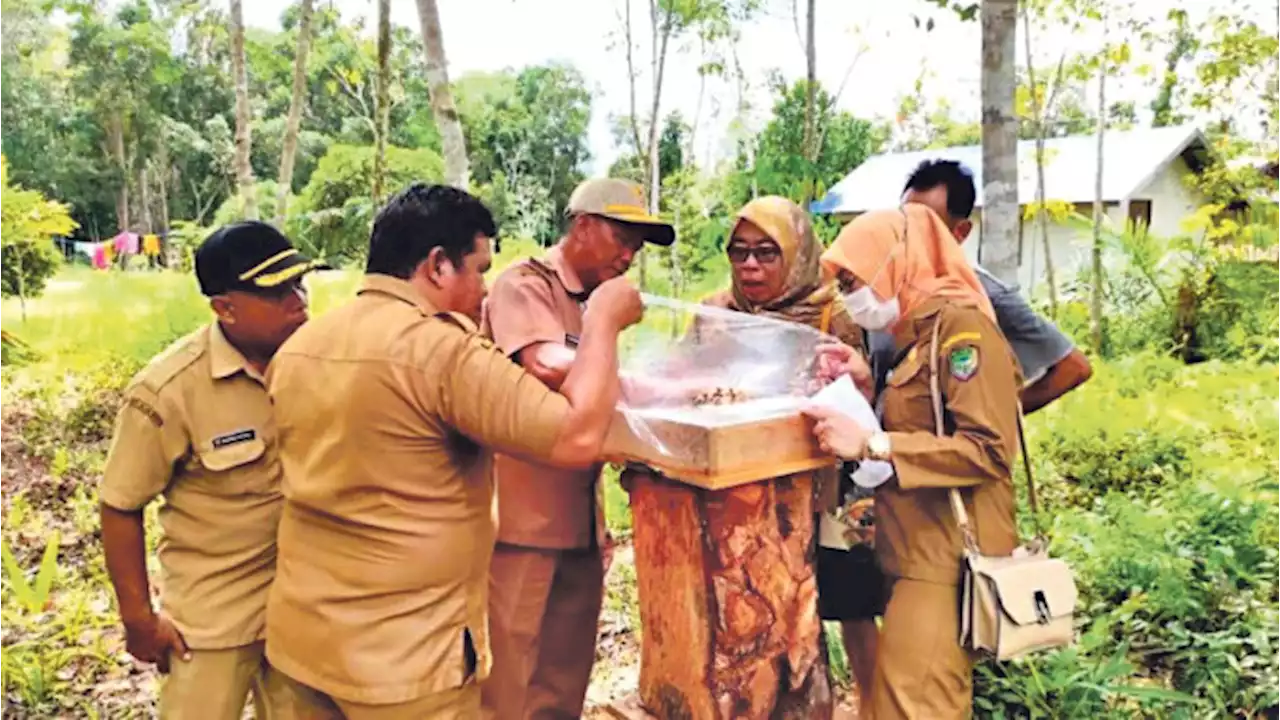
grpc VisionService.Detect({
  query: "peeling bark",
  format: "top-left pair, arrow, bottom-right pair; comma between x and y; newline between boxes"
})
626,469 -> 832,720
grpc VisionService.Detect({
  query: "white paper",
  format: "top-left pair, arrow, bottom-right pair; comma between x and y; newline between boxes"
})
809,376 -> 894,489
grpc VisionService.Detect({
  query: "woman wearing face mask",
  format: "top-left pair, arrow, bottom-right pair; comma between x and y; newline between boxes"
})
807,203 -> 1023,719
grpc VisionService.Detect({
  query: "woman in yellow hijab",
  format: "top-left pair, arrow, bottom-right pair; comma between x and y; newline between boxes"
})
808,203 -> 1022,719
703,196 -> 887,710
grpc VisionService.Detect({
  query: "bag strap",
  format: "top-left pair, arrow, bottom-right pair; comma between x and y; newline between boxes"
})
926,319 -> 1043,555
819,300 -> 834,335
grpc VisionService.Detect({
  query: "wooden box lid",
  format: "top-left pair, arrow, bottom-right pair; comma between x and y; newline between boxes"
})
603,400 -> 837,490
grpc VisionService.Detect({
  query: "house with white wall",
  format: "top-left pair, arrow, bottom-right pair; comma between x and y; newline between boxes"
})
810,125 -> 1212,293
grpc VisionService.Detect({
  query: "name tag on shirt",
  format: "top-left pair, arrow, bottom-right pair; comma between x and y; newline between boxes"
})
212,428 -> 256,448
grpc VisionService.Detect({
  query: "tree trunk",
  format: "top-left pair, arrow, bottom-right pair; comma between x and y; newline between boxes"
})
275,0 -> 315,226
1090,26 -> 1108,353
646,0 -> 671,217
623,469 -> 833,720
109,111 -> 129,234
801,0 -> 816,203
1022,8 -> 1058,316
373,0 -> 391,204
140,165 -> 154,235
156,137 -> 171,239
230,0 -> 258,220
979,0 -> 1020,286
415,0 -> 470,188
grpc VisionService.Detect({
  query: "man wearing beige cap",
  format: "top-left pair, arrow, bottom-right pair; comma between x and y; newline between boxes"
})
481,178 -> 674,719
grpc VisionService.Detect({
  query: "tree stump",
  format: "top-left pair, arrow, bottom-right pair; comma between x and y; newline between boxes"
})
623,466 -> 833,720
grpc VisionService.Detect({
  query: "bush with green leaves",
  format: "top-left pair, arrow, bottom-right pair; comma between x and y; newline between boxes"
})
974,354 -> 1280,718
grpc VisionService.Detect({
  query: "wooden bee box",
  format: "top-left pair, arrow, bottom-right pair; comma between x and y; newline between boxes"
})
603,399 -> 837,490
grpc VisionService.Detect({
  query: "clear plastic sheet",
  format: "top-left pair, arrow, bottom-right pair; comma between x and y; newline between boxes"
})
615,293 -> 835,465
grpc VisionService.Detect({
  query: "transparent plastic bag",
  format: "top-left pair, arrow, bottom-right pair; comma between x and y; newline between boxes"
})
614,293 -> 835,466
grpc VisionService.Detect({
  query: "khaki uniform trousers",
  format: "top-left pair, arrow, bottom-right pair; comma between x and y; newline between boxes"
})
276,672 -> 480,719
482,543 -> 605,720
871,578 -> 976,720
159,640 -> 289,720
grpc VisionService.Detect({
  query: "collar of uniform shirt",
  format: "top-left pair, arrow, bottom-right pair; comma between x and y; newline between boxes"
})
358,273 -> 439,316
209,321 -> 263,382
545,246 -> 589,302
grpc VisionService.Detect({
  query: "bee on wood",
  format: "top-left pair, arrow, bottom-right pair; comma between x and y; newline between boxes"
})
691,387 -> 749,407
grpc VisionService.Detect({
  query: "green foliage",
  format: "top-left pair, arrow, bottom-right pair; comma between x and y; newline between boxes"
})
1,532 -> 61,614
289,143 -> 443,262
0,157 -> 77,306
459,63 -> 592,242
731,79 -> 881,206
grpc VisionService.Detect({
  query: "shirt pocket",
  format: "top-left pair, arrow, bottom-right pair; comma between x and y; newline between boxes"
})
881,352 -> 934,433
191,433 -> 274,495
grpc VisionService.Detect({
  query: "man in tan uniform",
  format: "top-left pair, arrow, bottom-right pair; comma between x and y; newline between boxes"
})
264,184 -> 643,719
100,221 -> 325,718
481,178 -> 675,719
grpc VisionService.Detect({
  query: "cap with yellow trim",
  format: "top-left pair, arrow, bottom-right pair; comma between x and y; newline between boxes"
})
195,221 -> 330,297
565,178 -> 676,247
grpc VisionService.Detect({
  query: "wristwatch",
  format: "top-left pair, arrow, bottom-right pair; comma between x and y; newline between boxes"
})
865,432 -> 892,461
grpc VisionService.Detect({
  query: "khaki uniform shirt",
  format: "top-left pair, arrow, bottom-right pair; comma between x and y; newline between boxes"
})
481,248 -> 606,550
100,323 -> 282,650
876,298 -> 1022,585
264,274 -> 571,705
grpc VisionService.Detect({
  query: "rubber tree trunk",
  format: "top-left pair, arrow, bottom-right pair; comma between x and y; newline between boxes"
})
373,0 -> 391,204
275,0 -> 314,226
1090,25 -> 1108,353
979,0 -> 1020,286
415,0 -> 469,189
623,469 -> 833,719
230,0 -> 258,220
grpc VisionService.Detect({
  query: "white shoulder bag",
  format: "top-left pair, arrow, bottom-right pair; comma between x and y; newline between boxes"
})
925,320 -> 1079,661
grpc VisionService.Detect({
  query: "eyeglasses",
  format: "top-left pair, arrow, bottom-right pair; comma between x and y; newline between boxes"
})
726,242 -> 782,264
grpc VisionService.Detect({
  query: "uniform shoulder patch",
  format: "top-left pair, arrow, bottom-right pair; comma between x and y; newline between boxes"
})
949,345 -> 979,381
125,394 -> 165,427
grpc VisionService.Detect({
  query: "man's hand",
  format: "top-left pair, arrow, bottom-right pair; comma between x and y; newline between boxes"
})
802,404 -> 872,460
123,612 -> 190,674
814,341 -> 873,396
587,277 -> 644,330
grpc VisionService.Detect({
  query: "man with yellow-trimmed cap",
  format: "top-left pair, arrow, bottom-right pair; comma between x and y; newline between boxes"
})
480,178 -> 674,719
99,221 -> 325,718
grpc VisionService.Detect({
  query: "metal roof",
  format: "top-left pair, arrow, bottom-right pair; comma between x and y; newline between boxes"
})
810,124 -> 1209,215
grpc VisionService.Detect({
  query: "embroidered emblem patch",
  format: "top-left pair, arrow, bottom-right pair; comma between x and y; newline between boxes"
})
949,346 -> 979,381
212,428 -> 256,448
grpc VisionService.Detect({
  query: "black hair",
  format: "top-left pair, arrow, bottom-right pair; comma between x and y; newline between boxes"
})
366,184 -> 499,278
903,159 -> 977,221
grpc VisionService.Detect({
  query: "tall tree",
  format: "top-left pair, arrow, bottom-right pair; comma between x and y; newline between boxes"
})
229,0 -> 257,219
980,0 -> 1020,286
801,0 -> 817,203
1020,2 -> 1073,316
275,0 -> 315,225
1089,16 -> 1108,352
415,0 -> 469,188
373,0 -> 391,203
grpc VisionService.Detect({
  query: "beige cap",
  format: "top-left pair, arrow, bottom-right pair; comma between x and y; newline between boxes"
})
565,178 -> 675,246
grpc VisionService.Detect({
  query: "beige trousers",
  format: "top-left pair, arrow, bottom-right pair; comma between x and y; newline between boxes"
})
482,543 -> 605,720
159,640 -> 289,720
871,578 -> 976,719
276,673 -> 481,719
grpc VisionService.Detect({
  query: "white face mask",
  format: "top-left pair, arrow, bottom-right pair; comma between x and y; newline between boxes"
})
844,288 -> 900,330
